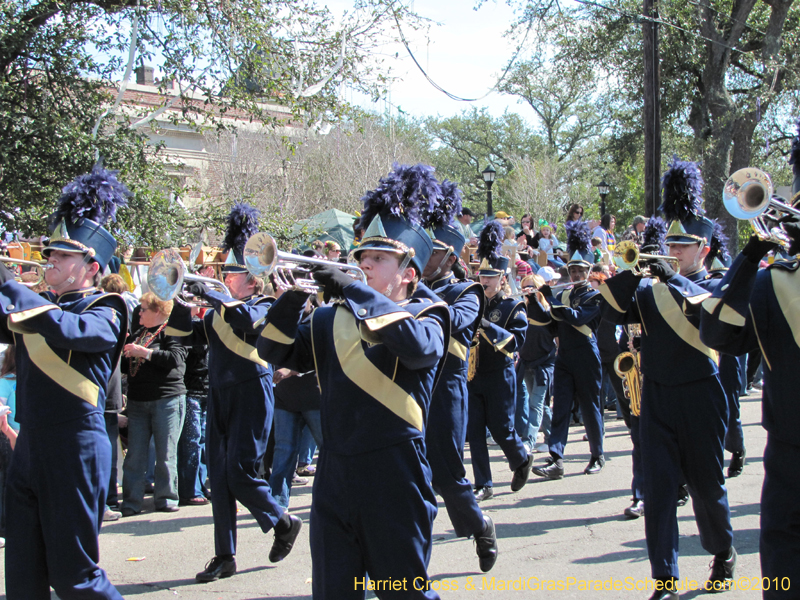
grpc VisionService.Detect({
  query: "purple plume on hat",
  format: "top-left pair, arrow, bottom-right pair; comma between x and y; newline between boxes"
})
355,163 -> 441,232
659,156 -> 705,222
422,179 -> 462,230
477,220 -> 504,262
790,117 -> 800,177
708,219 -> 730,264
565,219 -> 591,256
50,162 -> 130,230
641,216 -> 668,255
223,202 -> 260,252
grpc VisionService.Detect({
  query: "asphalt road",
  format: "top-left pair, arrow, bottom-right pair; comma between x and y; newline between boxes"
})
0,390 -> 769,599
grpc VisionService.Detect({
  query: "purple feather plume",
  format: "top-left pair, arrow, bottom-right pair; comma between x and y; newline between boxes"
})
355,163 -> 442,232
707,219 -> 730,264
790,117 -> 800,176
565,219 -> 591,256
422,179 -> 462,229
477,220 -> 504,262
659,156 -> 705,222
641,216 -> 668,255
50,163 -> 130,229
223,202 -> 260,251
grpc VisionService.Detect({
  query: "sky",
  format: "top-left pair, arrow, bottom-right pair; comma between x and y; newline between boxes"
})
340,0 -> 533,120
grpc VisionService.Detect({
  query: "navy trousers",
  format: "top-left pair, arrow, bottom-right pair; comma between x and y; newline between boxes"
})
311,440 -> 439,599
207,376 -> 283,557
549,353 -> 603,461
761,435 -> 800,598
719,355 -> 745,454
467,365 -> 528,488
640,375 -> 733,579
5,413 -> 123,600
425,366 -> 484,538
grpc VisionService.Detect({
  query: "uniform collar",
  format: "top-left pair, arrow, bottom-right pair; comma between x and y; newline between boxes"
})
427,272 -> 456,289
57,287 -> 98,304
682,267 -> 708,282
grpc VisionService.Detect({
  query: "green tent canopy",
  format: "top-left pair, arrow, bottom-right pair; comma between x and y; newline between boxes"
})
294,208 -> 358,250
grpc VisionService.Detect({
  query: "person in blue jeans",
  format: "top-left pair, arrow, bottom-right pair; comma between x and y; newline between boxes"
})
178,314 -> 210,506
518,274 -> 557,451
271,364 -> 322,509
121,293 -> 188,516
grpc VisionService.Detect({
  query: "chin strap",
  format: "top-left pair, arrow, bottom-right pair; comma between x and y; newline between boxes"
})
52,253 -> 94,294
383,253 -> 414,298
426,250 -> 452,283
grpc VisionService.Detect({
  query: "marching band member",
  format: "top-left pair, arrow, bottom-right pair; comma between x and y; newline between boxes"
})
167,203 -> 302,583
467,221 -> 532,501
529,219 -> 605,479
0,165 -> 129,599
600,158 -> 735,598
257,163 -> 450,600
414,180 -> 497,572
700,122 -> 800,598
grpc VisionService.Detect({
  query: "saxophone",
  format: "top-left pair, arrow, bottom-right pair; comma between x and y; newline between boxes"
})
614,324 -> 642,417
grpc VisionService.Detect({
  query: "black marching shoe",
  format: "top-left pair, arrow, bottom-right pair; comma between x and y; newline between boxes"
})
510,453 -> 534,491
532,457 -> 564,480
624,499 -> 645,519
676,484 -> 689,507
474,515 -> 498,572
648,578 -> 679,600
727,450 -> 746,478
584,455 -> 605,475
474,485 -> 494,502
196,555 -> 236,583
269,514 -> 302,563
706,547 -> 737,593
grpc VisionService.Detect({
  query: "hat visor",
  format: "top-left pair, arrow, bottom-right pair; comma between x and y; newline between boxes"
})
43,241 -> 90,258
665,235 -> 704,245
221,265 -> 248,274
478,268 -> 504,277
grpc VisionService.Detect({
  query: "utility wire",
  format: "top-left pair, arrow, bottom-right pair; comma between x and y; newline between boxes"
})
391,8 -> 532,102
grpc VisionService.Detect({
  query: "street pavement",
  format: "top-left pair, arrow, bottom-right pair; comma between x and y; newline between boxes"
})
0,390 -> 767,599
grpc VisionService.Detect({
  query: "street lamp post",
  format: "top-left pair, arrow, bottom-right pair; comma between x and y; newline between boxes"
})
482,164 -> 496,221
596,178 -> 610,217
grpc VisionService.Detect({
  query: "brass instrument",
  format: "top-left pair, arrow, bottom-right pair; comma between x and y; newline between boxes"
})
613,240 -> 679,277
614,323 -> 642,417
243,232 -> 366,292
722,167 -> 800,248
0,257 -> 52,288
147,248 -> 231,304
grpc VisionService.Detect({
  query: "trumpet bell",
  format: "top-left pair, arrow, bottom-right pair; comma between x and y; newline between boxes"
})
243,232 -> 278,278
613,240 -> 640,271
722,168 -> 773,220
147,249 -> 185,302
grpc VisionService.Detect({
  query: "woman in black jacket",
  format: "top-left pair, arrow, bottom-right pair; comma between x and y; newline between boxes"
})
120,292 -> 188,516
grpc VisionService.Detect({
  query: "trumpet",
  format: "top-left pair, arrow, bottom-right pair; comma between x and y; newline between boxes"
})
147,249 -> 231,304
613,240 -> 679,277
722,167 -> 800,248
243,232 -> 366,293
0,257 -> 52,288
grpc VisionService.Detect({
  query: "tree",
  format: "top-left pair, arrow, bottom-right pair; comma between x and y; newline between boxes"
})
0,0 -> 423,245
514,0 -> 800,242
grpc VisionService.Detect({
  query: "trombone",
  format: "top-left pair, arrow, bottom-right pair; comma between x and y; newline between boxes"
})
0,257 -> 52,288
147,248 -> 231,304
613,240 -> 679,277
722,167 -> 800,248
243,232 -> 366,292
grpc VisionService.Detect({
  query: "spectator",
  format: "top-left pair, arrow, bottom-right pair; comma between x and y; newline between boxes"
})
520,214 -> 536,247
324,241 -> 341,262
0,347 -> 18,546
537,224 -> 565,269
592,214 -> 617,255
622,215 -> 648,245
178,306 -> 211,507
566,203 -> 585,224
101,273 -> 138,318
457,208 -> 478,244
121,292 -> 188,516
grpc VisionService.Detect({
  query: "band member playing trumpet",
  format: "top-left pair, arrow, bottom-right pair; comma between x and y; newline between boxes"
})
167,203 -> 302,583
700,125 -> 800,599
258,163 -> 450,600
413,180 -> 497,572
0,165 -> 129,599
467,221 -> 532,502
600,159 -> 736,598
529,219 -> 605,479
